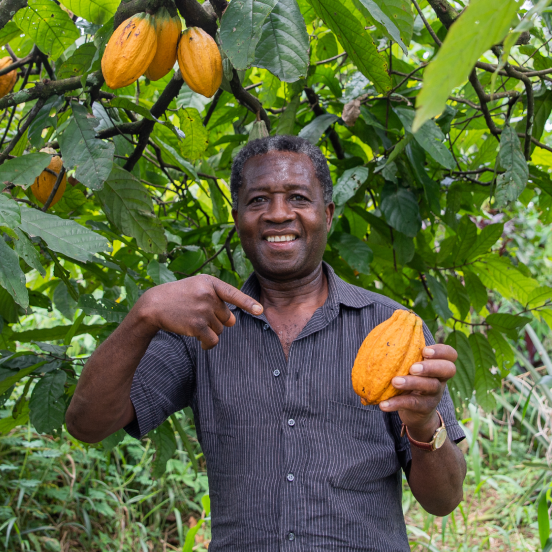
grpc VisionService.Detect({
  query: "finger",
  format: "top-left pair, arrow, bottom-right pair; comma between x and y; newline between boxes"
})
212,299 -> 236,327
195,324 -> 220,350
423,344 -> 458,362
208,315 -> 225,337
379,393 -> 439,414
391,375 -> 442,395
212,278 -> 263,315
410,359 -> 456,381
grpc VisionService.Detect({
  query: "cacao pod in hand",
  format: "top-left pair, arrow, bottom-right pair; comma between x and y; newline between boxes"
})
0,57 -> 16,99
30,156 -> 67,208
351,310 -> 425,405
101,13 -> 157,90
145,8 -> 182,81
177,27 -> 222,98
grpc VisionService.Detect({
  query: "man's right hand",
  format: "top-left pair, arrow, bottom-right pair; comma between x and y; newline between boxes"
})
136,274 -> 263,350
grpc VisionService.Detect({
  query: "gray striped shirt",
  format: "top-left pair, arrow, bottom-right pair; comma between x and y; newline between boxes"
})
125,263 -> 465,551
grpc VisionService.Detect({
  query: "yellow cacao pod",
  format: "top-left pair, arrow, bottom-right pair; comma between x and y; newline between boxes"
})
30,156 -> 67,208
0,57 -> 16,99
351,310 -> 425,405
145,8 -> 181,81
101,13 -> 157,90
177,27 -> 222,98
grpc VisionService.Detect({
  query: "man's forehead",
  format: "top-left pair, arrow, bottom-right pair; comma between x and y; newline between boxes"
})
242,150 -> 317,183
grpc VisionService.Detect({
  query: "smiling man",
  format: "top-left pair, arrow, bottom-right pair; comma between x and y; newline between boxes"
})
66,135 -> 466,551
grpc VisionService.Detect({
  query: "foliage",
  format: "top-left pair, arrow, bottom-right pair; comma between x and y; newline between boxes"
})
0,0 -> 551,526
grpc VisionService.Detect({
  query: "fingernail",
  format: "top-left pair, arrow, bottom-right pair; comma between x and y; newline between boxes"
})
411,363 -> 423,374
380,401 -> 390,408
423,347 -> 435,357
394,377 -> 406,385
252,304 -> 262,315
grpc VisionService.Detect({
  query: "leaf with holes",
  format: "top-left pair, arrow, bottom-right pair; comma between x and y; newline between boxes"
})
495,125 -> 529,207
333,166 -> 369,207
77,294 -> 128,323
56,42 -> 97,80
179,108 -> 209,161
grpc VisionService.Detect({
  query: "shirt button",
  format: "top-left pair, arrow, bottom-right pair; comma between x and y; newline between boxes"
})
288,419 -> 295,427
288,532 -> 295,541
287,473 -> 294,482
263,323 -> 269,330
273,369 -> 280,377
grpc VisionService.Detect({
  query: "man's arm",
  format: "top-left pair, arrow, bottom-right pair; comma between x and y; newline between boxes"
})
65,275 -> 263,444
380,344 -> 467,516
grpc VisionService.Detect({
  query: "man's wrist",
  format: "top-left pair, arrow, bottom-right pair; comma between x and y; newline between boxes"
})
404,411 -> 441,443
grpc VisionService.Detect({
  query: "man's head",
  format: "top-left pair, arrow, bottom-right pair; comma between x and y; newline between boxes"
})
230,136 -> 335,282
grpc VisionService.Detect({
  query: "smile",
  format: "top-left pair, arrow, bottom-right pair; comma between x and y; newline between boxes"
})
265,235 -> 297,243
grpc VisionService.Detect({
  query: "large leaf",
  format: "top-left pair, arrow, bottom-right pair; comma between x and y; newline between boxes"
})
179,108 -> 209,161
59,0 -> 118,25
220,0 -> 279,70
445,330 -> 475,405
463,270 -> 487,314
276,94 -> 301,135
149,419 -> 177,478
14,0 -> 80,60
333,166 -> 369,207
495,125 -> 529,207
0,22 -> 21,48
379,182 -> 421,237
449,216 -> 477,265
516,89 -> 552,152
446,277 -> 470,320
469,332 -> 500,412
487,328 -> 515,375
465,223 -> 503,261
147,260 -> 177,285
0,153 -> 52,187
485,312 -> 531,340
59,103 -> 114,191
298,113 -> 338,144
0,236 -> 28,309
29,370 -> 67,434
414,0 -> 520,131
77,294 -> 128,323
56,42 -> 97,80
330,232 -> 373,274
0,194 -> 20,229
19,207 -> 109,263
306,0 -> 392,94
426,274 -> 452,321
13,228 -> 45,276
96,166 -> 167,254
254,0 -> 310,82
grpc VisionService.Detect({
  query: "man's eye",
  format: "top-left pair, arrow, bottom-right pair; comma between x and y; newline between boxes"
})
250,196 -> 267,203
290,194 -> 308,201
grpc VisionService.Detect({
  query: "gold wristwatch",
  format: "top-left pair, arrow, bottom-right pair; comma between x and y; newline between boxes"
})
400,410 -> 448,452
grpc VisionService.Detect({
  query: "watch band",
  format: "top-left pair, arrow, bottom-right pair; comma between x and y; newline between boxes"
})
401,410 -> 445,452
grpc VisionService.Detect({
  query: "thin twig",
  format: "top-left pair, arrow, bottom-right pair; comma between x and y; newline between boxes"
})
41,165 -> 66,211
411,0 -> 442,46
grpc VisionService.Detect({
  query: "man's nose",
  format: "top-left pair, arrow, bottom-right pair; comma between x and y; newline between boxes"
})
264,195 -> 295,223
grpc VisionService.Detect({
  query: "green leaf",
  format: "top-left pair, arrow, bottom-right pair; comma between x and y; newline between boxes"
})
0,236 -> 28,309
9,323 -> 106,343
485,312 -> 531,339
254,0 -> 310,82
179,108 -> 209,161
0,360 -> 47,395
0,194 -> 20,229
333,166 -> 369,207
298,113 -> 338,144
97,165 -> 167,254
149,419 -> 177,478
445,330 -> 475,405
147,260 -> 177,285
465,223 -> 503,261
14,0 -> 80,60
77,294 -> 128,323
101,428 -> 126,452
53,281 -> 78,319
394,107 -> 455,170
426,274 -> 452,321
151,125 -> 198,180
495,125 -> 529,207
449,216 -> 478,265
516,89 -> 552,151
276,94 -> 301,135
59,103 -> 114,191
13,228 -> 45,276
169,248 -> 206,276
446,277 -> 470,320
527,286 -> 552,309
56,42 -> 97,80
0,153 -> 52,187
19,207 -> 109,263
469,332 -> 499,412
170,414 -> 199,475
0,22 -> 22,48
413,0 -> 520,131
380,182 -> 421,237
463,270 -> 487,314
59,0 -> 119,25
330,232 -> 373,274
29,370 -> 67,434
220,0 -> 279,70
306,0 -> 392,94
487,328 -> 514,375
538,489 -> 551,549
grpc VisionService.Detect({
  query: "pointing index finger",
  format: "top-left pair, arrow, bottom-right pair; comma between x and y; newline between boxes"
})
212,279 -> 263,316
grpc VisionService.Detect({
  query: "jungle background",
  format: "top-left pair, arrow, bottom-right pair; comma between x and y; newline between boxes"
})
0,0 -> 551,549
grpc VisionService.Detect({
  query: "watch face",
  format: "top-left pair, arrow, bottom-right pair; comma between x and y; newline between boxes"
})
433,427 -> 448,449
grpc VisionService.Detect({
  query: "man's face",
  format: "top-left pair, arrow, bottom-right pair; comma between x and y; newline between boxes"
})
232,150 -> 334,281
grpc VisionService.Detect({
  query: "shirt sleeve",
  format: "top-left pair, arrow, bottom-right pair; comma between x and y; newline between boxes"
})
124,330 -> 196,439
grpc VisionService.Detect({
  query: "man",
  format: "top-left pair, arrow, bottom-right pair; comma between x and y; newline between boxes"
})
67,135 -> 466,551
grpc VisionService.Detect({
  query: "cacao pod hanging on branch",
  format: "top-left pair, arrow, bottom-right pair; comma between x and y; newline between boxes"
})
30,155 -> 67,208
177,27 -> 222,98
0,57 -> 16,99
145,8 -> 182,81
101,13 -> 158,90
351,310 -> 425,405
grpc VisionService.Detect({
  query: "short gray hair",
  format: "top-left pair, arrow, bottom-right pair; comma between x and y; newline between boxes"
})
230,135 -> 333,207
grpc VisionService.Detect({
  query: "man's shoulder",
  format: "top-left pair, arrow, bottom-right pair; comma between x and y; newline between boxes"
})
336,277 -> 409,315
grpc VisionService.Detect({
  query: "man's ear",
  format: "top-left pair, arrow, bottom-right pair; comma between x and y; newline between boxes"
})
325,202 -> 335,231
232,208 -> 239,236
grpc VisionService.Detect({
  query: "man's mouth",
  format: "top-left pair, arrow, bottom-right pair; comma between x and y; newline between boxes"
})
265,234 -> 297,243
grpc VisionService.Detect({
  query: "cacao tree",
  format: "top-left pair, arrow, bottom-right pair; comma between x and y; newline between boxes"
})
0,0 -> 551,473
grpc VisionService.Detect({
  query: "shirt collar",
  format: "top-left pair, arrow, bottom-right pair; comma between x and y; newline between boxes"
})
229,262 -> 373,312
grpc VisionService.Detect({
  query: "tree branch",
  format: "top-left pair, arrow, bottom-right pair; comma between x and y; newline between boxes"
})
174,0 -> 218,37
229,69 -> 270,131
208,0 -> 228,19
425,0 -> 458,29
411,0 -> 442,46
0,0 -> 27,33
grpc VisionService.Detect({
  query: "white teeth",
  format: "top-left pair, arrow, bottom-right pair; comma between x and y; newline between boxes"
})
266,235 -> 296,243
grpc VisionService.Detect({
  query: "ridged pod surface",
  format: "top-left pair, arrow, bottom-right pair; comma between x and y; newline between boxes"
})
177,27 -> 222,98
0,57 -> 16,99
351,310 -> 425,405
30,156 -> 67,208
101,13 -> 157,90
145,8 -> 181,81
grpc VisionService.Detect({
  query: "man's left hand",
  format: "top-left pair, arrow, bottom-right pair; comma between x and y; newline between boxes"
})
379,344 -> 457,442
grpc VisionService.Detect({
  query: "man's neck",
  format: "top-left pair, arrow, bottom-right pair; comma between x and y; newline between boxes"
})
256,263 -> 329,311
